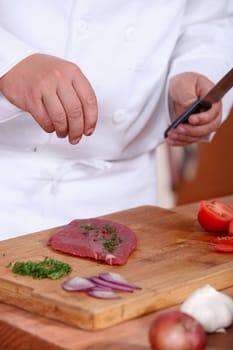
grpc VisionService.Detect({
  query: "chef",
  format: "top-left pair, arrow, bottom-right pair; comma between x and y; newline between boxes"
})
0,1 -> 232,240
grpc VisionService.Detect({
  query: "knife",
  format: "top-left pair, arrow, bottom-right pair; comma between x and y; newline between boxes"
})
164,67 -> 233,138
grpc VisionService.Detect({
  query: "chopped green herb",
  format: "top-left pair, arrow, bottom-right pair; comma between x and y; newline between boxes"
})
102,224 -> 116,234
9,257 -> 72,280
111,233 -> 118,241
103,233 -> 122,253
78,222 -> 99,235
78,221 -> 122,253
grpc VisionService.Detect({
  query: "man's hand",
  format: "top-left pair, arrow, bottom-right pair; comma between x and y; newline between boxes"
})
166,72 -> 222,146
0,53 -> 98,144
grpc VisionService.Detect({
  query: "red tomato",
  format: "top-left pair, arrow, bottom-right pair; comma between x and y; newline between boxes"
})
228,220 -> 233,236
213,243 -> 233,253
211,236 -> 233,245
197,200 -> 233,232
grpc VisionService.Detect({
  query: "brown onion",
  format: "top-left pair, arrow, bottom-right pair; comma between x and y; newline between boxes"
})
149,310 -> 206,350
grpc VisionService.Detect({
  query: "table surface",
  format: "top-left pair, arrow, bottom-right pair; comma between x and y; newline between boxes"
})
1,195 -> 233,350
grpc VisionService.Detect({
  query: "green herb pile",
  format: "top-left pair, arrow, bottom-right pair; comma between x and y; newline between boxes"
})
9,256 -> 72,280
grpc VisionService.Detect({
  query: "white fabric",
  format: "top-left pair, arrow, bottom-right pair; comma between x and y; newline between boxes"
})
0,0 -> 232,239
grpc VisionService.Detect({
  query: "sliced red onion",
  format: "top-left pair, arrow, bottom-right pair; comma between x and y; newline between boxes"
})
87,287 -> 120,299
99,272 -> 141,290
62,276 -> 95,291
62,272 -> 142,299
89,276 -> 134,292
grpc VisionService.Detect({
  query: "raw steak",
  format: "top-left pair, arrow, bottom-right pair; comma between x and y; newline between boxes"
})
48,218 -> 137,265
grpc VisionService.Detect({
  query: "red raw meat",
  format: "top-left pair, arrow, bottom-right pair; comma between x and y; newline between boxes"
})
48,218 -> 137,265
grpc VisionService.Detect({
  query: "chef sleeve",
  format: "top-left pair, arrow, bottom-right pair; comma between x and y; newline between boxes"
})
168,0 -> 233,121
0,26 -> 37,122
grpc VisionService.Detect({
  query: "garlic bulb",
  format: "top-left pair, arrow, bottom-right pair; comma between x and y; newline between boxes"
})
180,284 -> 233,333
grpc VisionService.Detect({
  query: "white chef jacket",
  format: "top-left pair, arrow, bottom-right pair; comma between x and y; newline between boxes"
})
0,1 -> 233,240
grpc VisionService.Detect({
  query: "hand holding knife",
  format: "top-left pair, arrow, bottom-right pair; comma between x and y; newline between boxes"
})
164,68 -> 233,138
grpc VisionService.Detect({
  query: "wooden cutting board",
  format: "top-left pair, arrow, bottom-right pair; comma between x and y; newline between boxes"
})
0,205 -> 233,331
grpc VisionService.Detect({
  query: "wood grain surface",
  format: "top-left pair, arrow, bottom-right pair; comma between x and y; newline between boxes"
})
1,205 -> 233,332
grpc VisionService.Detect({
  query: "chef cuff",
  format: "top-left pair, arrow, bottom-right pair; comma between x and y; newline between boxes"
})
0,27 -> 39,121
0,93 -> 24,123
0,27 -> 37,77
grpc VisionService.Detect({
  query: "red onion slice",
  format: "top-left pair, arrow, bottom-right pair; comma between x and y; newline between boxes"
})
99,272 -> 141,290
89,276 -> 134,292
62,276 -> 95,291
87,287 -> 120,299
62,272 -> 142,299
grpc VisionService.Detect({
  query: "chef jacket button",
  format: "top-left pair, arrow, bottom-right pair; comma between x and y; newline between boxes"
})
125,26 -> 136,41
77,19 -> 88,34
112,109 -> 126,124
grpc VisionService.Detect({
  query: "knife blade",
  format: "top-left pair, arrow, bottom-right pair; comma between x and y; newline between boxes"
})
164,67 -> 233,138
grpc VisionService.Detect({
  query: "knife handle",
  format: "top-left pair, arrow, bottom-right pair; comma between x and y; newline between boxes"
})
164,99 -> 212,138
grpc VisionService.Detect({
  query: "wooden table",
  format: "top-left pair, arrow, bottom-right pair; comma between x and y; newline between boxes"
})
1,196 -> 233,350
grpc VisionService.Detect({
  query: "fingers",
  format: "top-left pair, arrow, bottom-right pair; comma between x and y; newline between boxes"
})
72,73 -> 98,136
188,103 -> 221,127
26,97 -> 55,133
42,92 -> 68,138
33,74 -> 97,145
55,77 -> 97,144
0,54 -> 98,145
169,73 -> 214,108
167,72 -> 223,147
44,69 -> 97,145
166,102 -> 222,146
57,85 -> 83,143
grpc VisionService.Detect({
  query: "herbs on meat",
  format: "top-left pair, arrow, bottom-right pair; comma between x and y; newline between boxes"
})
78,223 -> 99,235
8,256 -> 72,279
78,222 -> 123,253
103,233 -> 122,253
